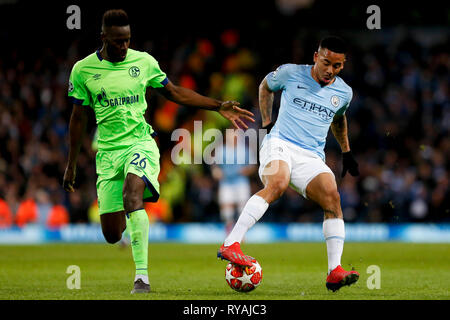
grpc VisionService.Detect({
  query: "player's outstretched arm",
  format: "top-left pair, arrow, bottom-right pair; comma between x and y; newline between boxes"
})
63,104 -> 88,192
154,80 -> 254,129
331,114 -> 359,177
259,77 -> 274,131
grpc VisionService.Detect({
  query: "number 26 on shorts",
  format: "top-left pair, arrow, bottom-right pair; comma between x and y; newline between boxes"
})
130,153 -> 147,169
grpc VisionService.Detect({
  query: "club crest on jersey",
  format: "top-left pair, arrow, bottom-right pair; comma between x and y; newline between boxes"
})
129,66 -> 140,78
331,95 -> 340,108
97,87 -> 108,107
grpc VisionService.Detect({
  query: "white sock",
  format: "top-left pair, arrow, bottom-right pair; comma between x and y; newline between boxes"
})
135,274 -> 149,285
237,202 -> 246,215
224,195 -> 269,246
323,218 -> 345,274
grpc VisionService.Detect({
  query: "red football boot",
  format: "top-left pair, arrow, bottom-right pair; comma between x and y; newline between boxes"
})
326,265 -> 360,292
217,242 -> 254,267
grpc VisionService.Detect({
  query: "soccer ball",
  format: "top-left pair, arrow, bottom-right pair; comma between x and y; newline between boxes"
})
225,260 -> 262,292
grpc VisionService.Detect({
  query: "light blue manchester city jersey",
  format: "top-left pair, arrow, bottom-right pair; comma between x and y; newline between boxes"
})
265,64 -> 353,160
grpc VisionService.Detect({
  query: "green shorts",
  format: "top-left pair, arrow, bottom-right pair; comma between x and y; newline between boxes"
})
95,138 -> 160,215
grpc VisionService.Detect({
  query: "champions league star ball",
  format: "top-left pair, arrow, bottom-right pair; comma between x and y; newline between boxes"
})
225,260 -> 262,292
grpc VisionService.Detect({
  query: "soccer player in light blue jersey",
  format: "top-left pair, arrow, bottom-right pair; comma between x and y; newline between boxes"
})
218,36 -> 361,292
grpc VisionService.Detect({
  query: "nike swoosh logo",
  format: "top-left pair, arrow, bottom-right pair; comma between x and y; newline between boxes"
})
297,85 -> 307,89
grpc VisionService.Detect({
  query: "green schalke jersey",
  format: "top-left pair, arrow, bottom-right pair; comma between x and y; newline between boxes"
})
68,49 -> 168,151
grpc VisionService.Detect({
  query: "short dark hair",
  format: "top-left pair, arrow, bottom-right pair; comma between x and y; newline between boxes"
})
102,9 -> 129,28
319,36 -> 348,54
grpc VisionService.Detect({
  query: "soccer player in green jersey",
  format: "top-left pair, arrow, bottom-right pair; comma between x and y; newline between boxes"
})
62,9 -> 254,294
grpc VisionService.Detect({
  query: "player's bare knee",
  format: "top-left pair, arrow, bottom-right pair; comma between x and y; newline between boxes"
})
327,189 -> 340,205
103,231 -> 122,244
122,189 -> 141,213
322,190 -> 340,207
266,178 -> 289,201
322,190 -> 342,219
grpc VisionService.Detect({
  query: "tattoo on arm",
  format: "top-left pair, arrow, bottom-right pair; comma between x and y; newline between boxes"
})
331,115 -> 350,153
259,78 -> 274,127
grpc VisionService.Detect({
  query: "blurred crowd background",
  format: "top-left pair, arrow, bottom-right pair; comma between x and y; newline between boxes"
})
0,0 -> 448,228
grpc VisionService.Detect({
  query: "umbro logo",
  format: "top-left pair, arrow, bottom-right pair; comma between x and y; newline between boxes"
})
93,74 -> 101,80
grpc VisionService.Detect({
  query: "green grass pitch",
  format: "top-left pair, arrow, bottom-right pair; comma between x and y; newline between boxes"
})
0,242 -> 448,300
